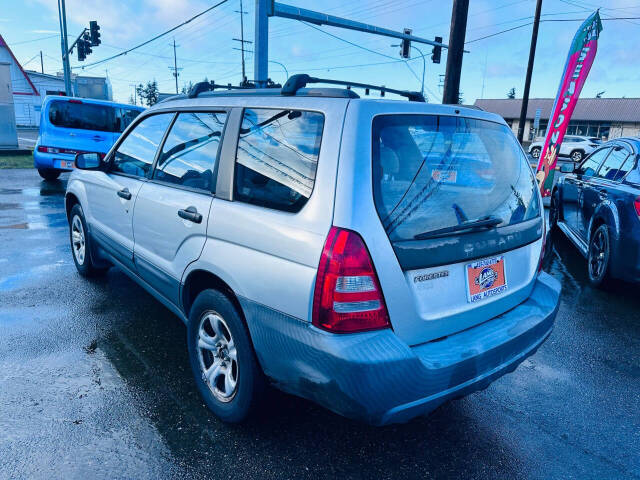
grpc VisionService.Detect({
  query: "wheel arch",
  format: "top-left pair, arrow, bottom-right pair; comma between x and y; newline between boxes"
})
65,192 -> 80,220
181,269 -> 245,324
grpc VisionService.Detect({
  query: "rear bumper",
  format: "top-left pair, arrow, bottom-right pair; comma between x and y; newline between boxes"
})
33,150 -> 75,171
241,272 -> 561,425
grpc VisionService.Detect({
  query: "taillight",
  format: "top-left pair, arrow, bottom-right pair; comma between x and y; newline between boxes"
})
634,197 -> 640,217
37,145 -> 87,155
312,227 -> 390,333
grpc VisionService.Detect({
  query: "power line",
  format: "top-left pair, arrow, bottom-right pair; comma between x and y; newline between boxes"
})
74,0 -> 230,69
8,34 -> 59,46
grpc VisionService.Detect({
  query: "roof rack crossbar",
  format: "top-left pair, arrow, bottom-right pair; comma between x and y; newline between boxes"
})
281,74 -> 425,102
188,79 -> 281,98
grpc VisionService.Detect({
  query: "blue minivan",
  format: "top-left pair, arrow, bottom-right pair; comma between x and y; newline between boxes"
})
34,96 -> 144,180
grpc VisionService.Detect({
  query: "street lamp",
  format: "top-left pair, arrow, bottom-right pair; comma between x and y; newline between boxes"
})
268,60 -> 289,80
391,44 -> 425,99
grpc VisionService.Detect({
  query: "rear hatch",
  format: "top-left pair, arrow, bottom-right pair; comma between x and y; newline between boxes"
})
372,113 -> 543,344
41,99 -> 122,156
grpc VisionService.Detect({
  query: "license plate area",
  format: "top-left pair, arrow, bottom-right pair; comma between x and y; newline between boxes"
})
54,159 -> 75,169
466,256 -> 507,303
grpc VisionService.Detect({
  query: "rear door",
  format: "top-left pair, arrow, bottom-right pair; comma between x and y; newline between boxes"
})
563,146 -> 611,234
84,113 -> 174,270
367,113 -> 544,344
132,111 -> 227,306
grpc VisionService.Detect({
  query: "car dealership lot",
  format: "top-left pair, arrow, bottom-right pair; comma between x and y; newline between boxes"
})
1,169 -> 638,480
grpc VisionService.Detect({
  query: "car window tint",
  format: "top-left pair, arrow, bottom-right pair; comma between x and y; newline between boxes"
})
576,148 -> 610,177
597,147 -> 630,181
49,100 -> 117,132
613,153 -> 635,181
154,112 -> 227,191
112,114 -> 173,178
117,108 -> 143,133
234,108 -> 324,213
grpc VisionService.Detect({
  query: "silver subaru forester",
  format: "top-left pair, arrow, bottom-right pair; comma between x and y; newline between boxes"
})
65,75 -> 560,425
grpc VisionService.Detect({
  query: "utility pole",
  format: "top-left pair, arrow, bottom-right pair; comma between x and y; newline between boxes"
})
517,0 -> 543,144
442,0 -> 469,104
57,0 -> 73,95
169,38 -> 181,94
233,0 -> 251,84
40,51 -> 44,74
130,83 -> 137,105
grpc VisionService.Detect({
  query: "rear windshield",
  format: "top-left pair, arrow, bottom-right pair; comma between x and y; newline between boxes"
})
48,100 -> 141,133
372,114 -> 541,242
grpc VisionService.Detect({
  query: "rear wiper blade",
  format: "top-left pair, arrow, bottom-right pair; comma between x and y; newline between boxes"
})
413,216 -> 503,240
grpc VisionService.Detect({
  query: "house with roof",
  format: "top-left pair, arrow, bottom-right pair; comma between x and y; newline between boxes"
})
475,97 -> 640,145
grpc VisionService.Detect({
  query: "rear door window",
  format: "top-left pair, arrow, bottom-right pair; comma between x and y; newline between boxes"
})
111,114 -> 173,178
372,115 -> 541,242
234,108 -> 324,212
49,100 -> 117,132
154,112 -> 227,191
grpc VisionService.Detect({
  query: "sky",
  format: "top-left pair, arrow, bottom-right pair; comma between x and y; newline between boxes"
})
2,0 -> 640,104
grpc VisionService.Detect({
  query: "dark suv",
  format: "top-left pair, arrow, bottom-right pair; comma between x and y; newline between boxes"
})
550,137 -> 640,286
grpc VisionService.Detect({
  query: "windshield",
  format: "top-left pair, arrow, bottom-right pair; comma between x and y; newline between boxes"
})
48,100 -> 141,133
372,114 -> 541,242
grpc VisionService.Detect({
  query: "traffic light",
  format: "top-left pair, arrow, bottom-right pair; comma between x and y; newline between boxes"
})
77,40 -> 86,61
432,36 -> 443,64
83,32 -> 93,56
89,20 -> 101,46
400,28 -> 412,58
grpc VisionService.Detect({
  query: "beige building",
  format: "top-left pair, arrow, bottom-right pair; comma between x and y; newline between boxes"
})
474,98 -> 640,144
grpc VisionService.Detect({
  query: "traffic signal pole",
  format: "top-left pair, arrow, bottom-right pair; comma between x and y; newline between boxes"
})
254,0 -> 270,88
57,0 -> 73,95
517,0 -> 543,144
442,0 -> 469,104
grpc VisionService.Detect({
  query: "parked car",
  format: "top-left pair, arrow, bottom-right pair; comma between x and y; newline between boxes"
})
528,135 -> 601,162
550,137 -> 640,286
34,96 -> 144,180
64,75 -> 560,425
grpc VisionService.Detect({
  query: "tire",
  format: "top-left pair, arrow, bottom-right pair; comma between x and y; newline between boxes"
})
38,168 -> 60,181
187,289 -> 265,423
531,147 -> 541,159
570,150 -> 584,163
69,204 -> 108,277
587,224 -> 612,287
549,189 -> 560,232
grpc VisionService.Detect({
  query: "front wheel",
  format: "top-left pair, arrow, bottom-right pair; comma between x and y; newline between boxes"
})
69,204 -> 108,277
187,289 -> 265,423
38,168 -> 60,181
587,224 -> 612,287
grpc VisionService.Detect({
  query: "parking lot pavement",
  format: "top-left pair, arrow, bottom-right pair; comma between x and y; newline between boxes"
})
1,169 -> 638,480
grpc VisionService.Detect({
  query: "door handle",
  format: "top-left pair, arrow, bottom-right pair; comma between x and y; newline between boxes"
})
117,188 -> 132,200
178,206 -> 202,224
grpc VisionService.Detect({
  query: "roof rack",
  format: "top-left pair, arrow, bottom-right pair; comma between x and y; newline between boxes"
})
188,79 -> 281,98
281,74 -> 425,102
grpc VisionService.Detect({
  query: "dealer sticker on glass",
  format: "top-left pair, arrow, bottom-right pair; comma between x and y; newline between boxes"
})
466,256 -> 507,303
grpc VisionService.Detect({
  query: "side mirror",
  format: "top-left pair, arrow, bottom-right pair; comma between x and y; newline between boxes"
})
560,163 -> 574,174
75,152 -> 104,170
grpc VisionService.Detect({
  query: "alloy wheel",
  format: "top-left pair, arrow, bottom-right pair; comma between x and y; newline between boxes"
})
197,311 -> 238,402
71,215 -> 86,265
588,228 -> 608,281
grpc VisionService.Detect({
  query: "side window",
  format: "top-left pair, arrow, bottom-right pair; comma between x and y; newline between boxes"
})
576,147 -> 610,177
154,112 -> 227,191
596,147 -> 630,181
234,108 -> 324,213
112,114 -> 173,178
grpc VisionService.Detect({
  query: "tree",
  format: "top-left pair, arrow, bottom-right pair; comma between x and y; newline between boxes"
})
180,81 -> 194,95
136,80 -> 159,107
128,94 -> 136,105
507,87 -> 516,99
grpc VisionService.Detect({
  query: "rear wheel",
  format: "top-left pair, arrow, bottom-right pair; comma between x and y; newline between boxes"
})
570,150 -> 584,163
531,147 -> 541,159
587,224 -> 611,287
187,289 -> 265,423
38,168 -> 60,181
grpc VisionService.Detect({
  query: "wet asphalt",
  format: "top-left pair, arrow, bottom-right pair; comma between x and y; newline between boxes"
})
0,168 -> 638,480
